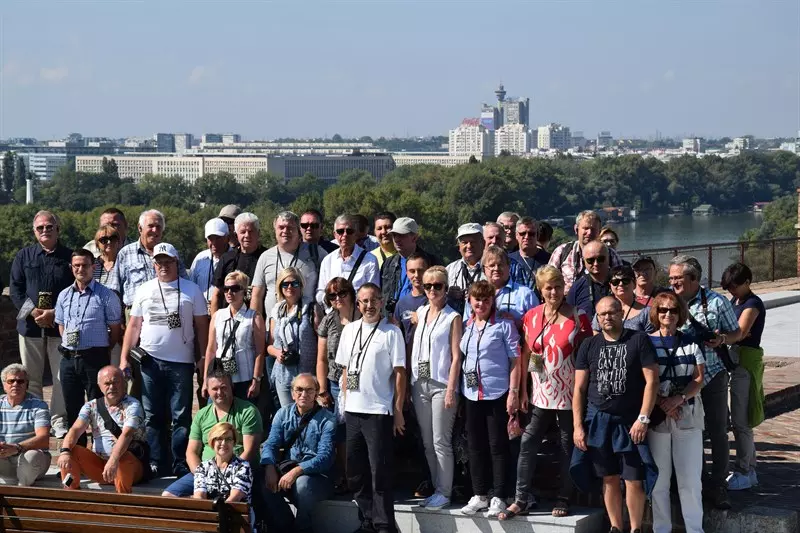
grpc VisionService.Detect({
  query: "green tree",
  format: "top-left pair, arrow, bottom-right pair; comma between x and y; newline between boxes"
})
13,156 -> 27,191
2,152 -> 15,193
102,157 -> 119,179
193,172 -> 241,205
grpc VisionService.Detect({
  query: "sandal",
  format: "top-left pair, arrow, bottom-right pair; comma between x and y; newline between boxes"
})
552,498 -> 570,517
498,500 -> 533,521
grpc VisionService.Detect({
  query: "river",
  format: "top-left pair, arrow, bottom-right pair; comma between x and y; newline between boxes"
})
612,213 -> 763,252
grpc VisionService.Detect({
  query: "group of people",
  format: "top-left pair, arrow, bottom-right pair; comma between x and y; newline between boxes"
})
0,206 -> 767,533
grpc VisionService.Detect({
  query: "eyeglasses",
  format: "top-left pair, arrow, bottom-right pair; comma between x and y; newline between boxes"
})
501,224 -> 514,231
358,298 -> 382,306
223,285 -> 243,293
300,222 -> 320,230
335,227 -> 355,236
585,256 -> 607,265
293,387 -> 316,395
657,307 -> 679,315
517,231 -> 533,238
280,280 -> 301,289
35,224 -> 55,233
98,236 -> 119,245
601,239 -> 618,246
423,283 -> 444,292
327,290 -> 350,301
609,278 -> 633,286
214,436 -> 235,443
154,258 -> 176,266
5,379 -> 26,385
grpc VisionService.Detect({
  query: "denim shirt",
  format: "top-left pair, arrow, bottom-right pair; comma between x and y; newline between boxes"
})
260,403 -> 336,476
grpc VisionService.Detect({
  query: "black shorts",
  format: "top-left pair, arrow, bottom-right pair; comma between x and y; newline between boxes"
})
588,442 -> 645,481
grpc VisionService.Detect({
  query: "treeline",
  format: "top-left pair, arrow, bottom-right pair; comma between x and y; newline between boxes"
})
0,151 -> 797,282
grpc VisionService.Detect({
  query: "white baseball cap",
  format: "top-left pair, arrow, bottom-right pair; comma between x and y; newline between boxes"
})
205,218 -> 229,238
389,217 -> 419,235
153,242 -> 179,260
457,223 -> 483,240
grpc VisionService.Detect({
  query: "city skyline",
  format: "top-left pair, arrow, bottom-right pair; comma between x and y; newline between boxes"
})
1,0 -> 798,140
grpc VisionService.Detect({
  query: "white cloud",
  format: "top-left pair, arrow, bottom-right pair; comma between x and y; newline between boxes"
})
40,66 -> 69,83
188,65 -> 214,85
663,69 -> 676,82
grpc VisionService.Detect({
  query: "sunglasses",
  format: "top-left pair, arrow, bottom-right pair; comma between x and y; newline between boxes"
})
98,236 -> 119,245
5,379 -> 26,385
223,285 -> 243,293
609,278 -> 633,286
154,258 -> 176,266
601,239 -> 618,246
293,386 -> 316,395
423,283 -> 444,292
501,224 -> 514,231
335,228 -> 355,236
657,307 -> 679,315
280,280 -> 301,289
327,290 -> 350,301
585,256 -> 607,265
517,231 -> 534,237
300,222 -> 320,230
35,224 -> 55,233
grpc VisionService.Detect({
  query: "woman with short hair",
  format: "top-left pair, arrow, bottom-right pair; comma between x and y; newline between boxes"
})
193,422 -> 252,505
93,224 -> 121,288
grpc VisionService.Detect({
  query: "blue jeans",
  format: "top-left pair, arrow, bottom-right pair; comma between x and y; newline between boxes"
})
163,472 -> 194,497
141,356 -> 194,476
262,473 -> 333,533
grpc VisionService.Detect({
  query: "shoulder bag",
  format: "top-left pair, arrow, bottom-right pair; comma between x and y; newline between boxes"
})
275,405 -> 321,476
95,398 -> 151,481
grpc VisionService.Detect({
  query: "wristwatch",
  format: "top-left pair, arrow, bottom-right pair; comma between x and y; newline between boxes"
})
252,375 -> 263,382
637,414 -> 651,425
681,393 -> 688,404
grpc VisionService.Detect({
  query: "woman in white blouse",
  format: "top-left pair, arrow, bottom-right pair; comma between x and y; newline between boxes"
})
203,270 -> 266,403
410,266 -> 462,510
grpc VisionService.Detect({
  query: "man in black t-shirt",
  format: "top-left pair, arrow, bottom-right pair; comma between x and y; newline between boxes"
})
210,212 -> 267,314
573,296 -> 659,533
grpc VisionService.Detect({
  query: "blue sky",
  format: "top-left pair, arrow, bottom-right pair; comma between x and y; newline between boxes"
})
1,0 -> 798,140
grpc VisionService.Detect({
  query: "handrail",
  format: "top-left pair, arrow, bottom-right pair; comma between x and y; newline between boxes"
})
618,236 -> 800,255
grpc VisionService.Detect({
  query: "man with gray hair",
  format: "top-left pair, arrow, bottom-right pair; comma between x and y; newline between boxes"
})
549,210 -> 623,293
0,364 -> 52,486
497,211 -> 520,252
210,212 -> 267,314
668,255 -> 743,510
10,210 -> 73,437
446,223 -> 486,313
251,211 -> 326,320
108,209 -> 188,310
316,214 -> 380,306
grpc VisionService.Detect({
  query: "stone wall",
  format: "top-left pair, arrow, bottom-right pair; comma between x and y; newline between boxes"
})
0,296 -> 21,369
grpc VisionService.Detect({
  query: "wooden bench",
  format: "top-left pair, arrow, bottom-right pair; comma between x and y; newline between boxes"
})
0,486 -> 250,532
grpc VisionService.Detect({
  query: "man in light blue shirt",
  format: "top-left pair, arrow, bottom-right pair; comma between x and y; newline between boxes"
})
189,218 -> 230,308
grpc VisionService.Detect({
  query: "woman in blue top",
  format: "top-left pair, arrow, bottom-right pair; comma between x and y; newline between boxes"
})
268,267 -> 321,407
592,265 -> 654,334
458,280 -> 521,518
722,262 -> 766,491
647,291 -> 705,533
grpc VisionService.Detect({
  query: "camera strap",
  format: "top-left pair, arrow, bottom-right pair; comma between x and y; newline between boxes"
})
347,250 -> 368,284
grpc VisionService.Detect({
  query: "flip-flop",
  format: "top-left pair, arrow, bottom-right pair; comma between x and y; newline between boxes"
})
552,498 -> 570,517
498,500 -> 533,521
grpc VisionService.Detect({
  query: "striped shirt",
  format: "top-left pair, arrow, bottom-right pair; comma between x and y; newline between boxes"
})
0,394 -> 51,446
649,334 -> 705,392
54,280 -> 122,350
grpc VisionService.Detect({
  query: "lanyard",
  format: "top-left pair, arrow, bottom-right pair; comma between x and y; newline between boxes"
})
419,307 -> 443,363
274,247 -> 300,285
463,319 -> 489,374
138,248 -> 155,282
349,320 -> 380,372
157,277 -> 181,315
533,302 -> 562,353
213,401 -> 235,423
66,285 -> 92,331
460,261 -> 480,288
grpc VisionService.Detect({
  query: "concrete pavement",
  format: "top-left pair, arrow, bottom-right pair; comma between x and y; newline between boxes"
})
761,302 -> 800,358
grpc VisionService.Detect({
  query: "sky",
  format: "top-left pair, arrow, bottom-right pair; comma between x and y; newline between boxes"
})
1,0 -> 798,141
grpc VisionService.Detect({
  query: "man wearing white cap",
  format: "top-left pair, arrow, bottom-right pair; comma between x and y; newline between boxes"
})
380,217 -> 440,316
445,223 -> 486,313
190,218 -> 230,309
119,242 -> 209,478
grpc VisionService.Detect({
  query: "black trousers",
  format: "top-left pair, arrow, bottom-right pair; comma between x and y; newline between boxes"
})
60,347 -> 109,445
515,406 -> 574,501
346,412 -> 395,531
465,395 -> 510,497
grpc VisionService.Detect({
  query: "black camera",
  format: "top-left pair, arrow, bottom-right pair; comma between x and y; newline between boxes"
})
385,297 -> 398,315
283,348 -> 301,366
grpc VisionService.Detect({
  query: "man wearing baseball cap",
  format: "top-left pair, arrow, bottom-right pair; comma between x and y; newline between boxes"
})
120,242 -> 210,478
631,255 -> 667,307
190,218 -> 230,308
218,205 -> 242,247
445,223 -> 485,313
380,217 -> 441,316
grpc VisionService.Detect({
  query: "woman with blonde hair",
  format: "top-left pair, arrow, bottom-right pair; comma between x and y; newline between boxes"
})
501,266 -> 592,520
268,267 -> 320,407
203,270 -> 266,403
410,265 -> 462,510
93,224 -> 122,288
193,422 -> 253,504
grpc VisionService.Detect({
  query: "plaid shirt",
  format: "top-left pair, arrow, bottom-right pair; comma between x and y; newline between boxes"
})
548,240 -> 623,293
679,286 -> 740,384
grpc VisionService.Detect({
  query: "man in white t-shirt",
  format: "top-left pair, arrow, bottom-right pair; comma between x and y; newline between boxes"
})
335,283 -> 405,533
120,242 -> 209,478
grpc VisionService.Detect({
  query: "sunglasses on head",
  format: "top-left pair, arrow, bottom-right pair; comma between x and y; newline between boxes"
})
35,224 -> 55,233
657,307 -> 679,315
300,222 -> 320,230
327,289 -> 350,301
223,285 -> 243,293
335,228 -> 355,236
98,235 -> 119,245
423,282 -> 444,292
280,280 -> 301,289
609,277 -> 633,286
585,256 -> 607,265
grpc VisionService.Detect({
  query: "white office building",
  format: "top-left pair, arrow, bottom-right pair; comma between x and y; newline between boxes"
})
392,152 -> 475,167
494,124 -> 531,155
24,153 -> 68,180
682,138 -> 702,153
449,119 -> 494,158
597,131 -> 614,148
537,123 -> 571,151
174,133 -> 193,154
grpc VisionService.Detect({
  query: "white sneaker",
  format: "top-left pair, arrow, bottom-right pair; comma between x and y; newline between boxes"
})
51,419 -> 68,439
461,495 -> 489,515
425,493 -> 450,510
486,497 -> 507,518
748,469 -> 759,487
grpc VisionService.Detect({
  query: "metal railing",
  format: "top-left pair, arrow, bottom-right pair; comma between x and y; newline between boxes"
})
617,237 -> 800,288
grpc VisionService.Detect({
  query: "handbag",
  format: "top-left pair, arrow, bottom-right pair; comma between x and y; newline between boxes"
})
128,345 -> 151,366
95,397 -> 151,481
507,412 -> 524,440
